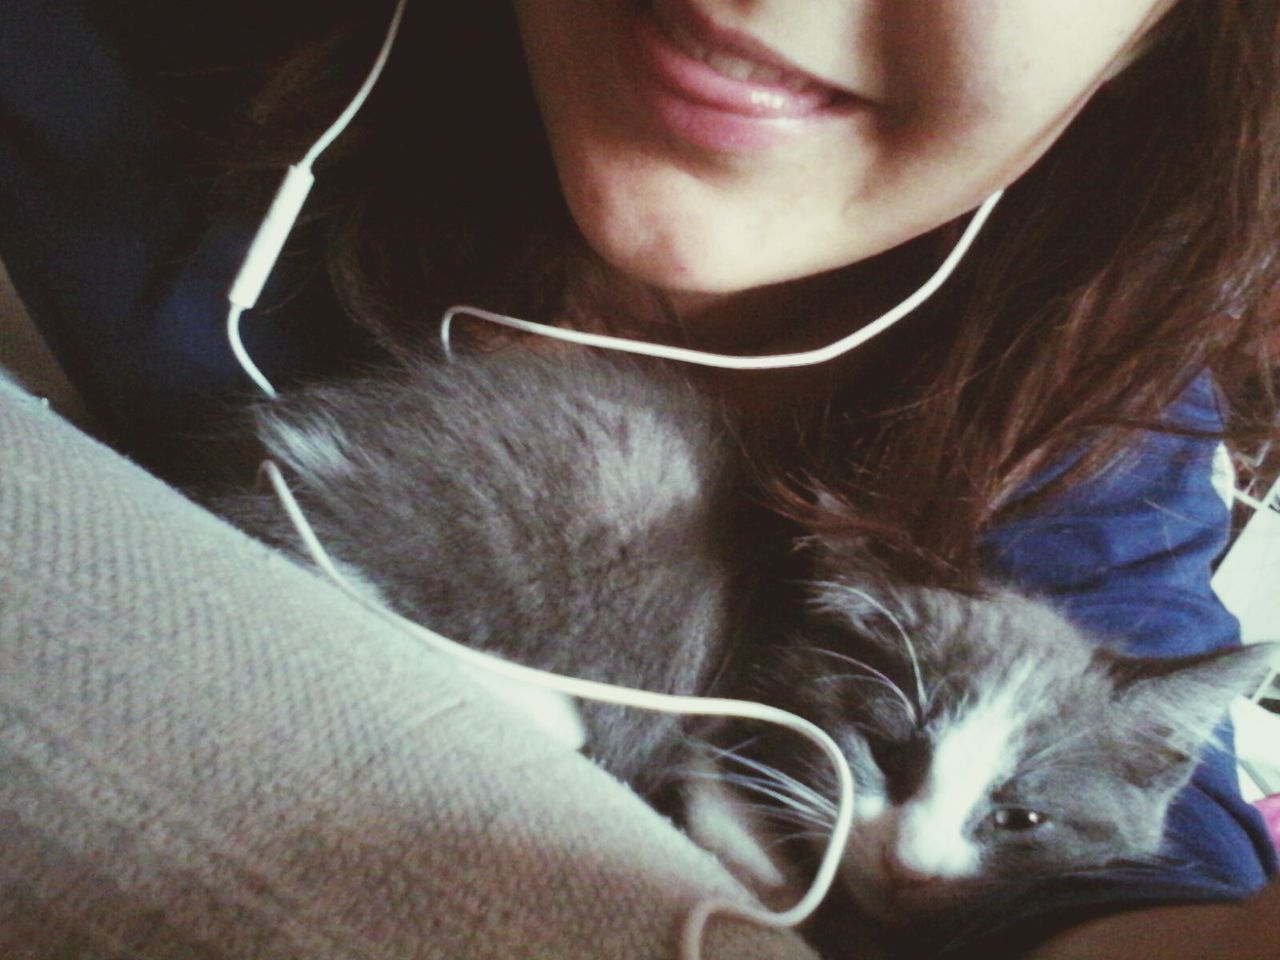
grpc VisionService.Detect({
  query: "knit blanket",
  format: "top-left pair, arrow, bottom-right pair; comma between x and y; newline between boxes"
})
0,383 -> 820,960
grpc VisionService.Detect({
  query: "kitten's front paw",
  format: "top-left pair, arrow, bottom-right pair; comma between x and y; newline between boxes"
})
460,665 -> 587,751
681,749 -> 810,911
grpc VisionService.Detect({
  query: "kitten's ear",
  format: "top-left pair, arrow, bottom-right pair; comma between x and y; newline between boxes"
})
1106,643 -> 1278,783
799,491 -> 901,588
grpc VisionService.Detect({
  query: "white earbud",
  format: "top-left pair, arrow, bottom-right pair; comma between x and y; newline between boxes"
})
226,0 -> 409,397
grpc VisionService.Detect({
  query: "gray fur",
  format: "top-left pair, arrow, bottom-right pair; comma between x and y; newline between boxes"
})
713,551 -> 1276,932
209,347 -> 752,791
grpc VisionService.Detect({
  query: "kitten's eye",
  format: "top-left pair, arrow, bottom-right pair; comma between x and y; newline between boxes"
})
992,807 -> 1048,832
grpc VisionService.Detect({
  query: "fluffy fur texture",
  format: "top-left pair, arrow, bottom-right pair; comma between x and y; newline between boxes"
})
694,540 -> 1275,947
204,345 -> 1274,947
208,346 -> 764,792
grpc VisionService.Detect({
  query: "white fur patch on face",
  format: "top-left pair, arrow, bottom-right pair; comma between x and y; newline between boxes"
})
855,790 -> 888,823
892,678 -> 1030,879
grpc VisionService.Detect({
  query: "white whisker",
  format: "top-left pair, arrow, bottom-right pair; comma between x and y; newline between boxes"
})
797,645 -> 918,722
729,778 -> 828,820
767,830 -> 831,851
718,751 -> 839,817
696,744 -> 840,825
1018,721 -> 1114,771
923,677 -> 948,715
732,802 -> 835,833
816,671 -> 921,711
822,583 -> 929,715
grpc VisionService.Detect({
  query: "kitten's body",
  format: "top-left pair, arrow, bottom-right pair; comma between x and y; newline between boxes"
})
205,345 -> 1273,951
208,347 -> 766,791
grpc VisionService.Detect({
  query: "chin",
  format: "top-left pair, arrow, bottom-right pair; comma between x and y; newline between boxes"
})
562,164 -> 835,302
584,221 -> 825,307
574,218 -> 737,296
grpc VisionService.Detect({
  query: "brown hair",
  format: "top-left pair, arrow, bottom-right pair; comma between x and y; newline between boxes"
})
847,0 -> 1280,566
110,0 -> 1280,574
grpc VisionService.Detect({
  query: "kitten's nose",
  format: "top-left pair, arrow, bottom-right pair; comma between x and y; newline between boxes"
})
880,848 -> 940,890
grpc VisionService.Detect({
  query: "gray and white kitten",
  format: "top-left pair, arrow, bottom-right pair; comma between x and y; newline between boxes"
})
206,344 -> 1273,940
686,538 -> 1275,947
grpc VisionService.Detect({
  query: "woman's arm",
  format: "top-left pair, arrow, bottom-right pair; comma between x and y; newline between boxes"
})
1026,880 -> 1280,960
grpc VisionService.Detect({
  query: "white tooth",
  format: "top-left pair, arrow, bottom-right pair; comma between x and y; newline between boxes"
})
748,89 -> 789,111
655,5 -> 823,92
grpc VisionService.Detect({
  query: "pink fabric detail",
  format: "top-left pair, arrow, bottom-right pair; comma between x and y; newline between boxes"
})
1253,794 -> 1280,854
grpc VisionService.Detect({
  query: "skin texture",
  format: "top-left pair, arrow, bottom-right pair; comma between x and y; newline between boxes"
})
511,0 -> 1174,332
1025,881 -> 1280,960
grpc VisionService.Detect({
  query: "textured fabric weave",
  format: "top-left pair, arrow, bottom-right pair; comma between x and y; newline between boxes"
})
0,386 -> 818,960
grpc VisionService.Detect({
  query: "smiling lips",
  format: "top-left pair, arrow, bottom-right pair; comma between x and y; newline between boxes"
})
626,1 -> 863,152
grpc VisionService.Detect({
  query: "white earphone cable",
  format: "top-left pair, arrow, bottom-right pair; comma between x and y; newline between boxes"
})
227,304 -> 278,398
225,0 -> 410,398
301,0 -> 407,168
439,189 -> 1002,371
260,460 -> 855,957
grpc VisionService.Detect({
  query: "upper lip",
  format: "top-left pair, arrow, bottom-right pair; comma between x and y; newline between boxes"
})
649,0 -> 863,99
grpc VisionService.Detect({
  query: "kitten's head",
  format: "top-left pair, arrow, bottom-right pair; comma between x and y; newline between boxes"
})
749,576 -> 1275,924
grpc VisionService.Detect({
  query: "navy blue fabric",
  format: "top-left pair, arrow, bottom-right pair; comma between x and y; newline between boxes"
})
2,0 -> 212,435
2,3 -> 1274,957
985,376 -> 1238,659
0,0 -> 373,466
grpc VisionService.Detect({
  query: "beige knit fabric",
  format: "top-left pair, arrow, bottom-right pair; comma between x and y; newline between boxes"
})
0,386 -> 822,960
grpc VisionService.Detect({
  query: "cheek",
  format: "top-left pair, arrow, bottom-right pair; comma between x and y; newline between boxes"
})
887,0 -> 1170,164
980,823 -> 1092,883
838,812 -> 895,905
514,0 -> 1162,300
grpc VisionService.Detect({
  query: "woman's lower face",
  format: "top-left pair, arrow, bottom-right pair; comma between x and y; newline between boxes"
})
511,0 -> 1175,321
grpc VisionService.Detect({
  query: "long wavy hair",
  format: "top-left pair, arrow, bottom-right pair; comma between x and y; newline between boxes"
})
106,0 -> 1280,575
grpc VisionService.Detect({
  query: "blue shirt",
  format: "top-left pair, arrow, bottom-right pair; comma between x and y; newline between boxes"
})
2,3 -> 1274,956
